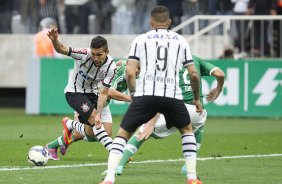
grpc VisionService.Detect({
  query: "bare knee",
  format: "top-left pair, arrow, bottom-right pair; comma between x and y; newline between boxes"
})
179,123 -> 193,135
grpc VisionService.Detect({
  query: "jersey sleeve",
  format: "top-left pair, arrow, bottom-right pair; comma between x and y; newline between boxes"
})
67,47 -> 89,61
110,65 -> 125,90
195,55 -> 217,76
128,37 -> 140,61
182,41 -> 194,67
102,61 -> 117,88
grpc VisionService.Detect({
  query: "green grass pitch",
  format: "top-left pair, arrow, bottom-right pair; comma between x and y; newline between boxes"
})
0,108 -> 281,184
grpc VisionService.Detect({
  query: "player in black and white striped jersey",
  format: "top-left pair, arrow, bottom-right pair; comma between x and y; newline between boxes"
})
100,6 -> 203,184
46,28 -> 116,158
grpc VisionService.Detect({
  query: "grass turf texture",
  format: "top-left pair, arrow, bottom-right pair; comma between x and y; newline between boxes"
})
0,108 -> 281,184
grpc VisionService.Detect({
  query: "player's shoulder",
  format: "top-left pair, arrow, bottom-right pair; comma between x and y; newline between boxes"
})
105,55 -> 116,68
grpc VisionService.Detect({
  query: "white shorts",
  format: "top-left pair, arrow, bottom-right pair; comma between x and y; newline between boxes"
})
139,104 -> 207,139
74,104 -> 112,123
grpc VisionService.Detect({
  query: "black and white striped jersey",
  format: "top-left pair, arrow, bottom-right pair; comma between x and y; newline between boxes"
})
128,28 -> 194,100
64,47 -> 116,94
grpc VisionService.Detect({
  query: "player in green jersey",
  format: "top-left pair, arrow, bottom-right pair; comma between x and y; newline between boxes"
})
45,60 -> 139,160
113,55 -> 225,175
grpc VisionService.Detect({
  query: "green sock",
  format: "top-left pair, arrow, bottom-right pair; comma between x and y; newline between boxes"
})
194,126 -> 204,151
119,135 -> 144,167
83,134 -> 98,142
47,135 -> 67,149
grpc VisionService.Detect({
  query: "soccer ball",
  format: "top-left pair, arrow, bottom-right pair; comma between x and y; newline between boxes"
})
27,145 -> 49,166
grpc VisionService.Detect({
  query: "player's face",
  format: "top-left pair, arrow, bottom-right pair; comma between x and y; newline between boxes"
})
91,47 -> 108,66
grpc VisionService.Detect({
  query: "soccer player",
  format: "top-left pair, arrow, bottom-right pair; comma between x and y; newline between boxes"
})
99,6 -> 203,184
45,60 -> 139,160
115,55 -> 225,175
45,28 -> 116,159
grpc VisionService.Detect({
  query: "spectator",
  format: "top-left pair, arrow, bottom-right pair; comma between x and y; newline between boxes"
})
38,0 -> 60,28
133,0 -> 157,34
247,0 -> 277,57
218,0 -> 234,15
64,0 -> 91,34
182,0 -> 208,34
34,17 -> 58,57
19,0 -> 40,33
156,0 -> 183,31
219,45 -> 234,59
92,0 -> 115,34
111,0 -> 135,34
274,0 -> 282,57
0,0 -> 15,33
231,0 -> 249,53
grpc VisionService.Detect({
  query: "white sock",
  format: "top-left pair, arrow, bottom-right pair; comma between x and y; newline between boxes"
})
104,136 -> 127,183
66,120 -> 86,137
93,125 -> 113,151
182,133 -> 197,180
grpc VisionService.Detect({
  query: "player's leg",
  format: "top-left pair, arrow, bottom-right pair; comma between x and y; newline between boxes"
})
92,105 -> 113,151
181,106 -> 207,174
179,124 -> 201,184
165,99 -> 201,184
116,133 -> 145,175
65,92 -> 113,151
103,128 -> 132,183
102,96 -> 157,183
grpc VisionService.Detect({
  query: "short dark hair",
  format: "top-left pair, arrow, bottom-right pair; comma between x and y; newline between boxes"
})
90,36 -> 108,51
151,6 -> 170,23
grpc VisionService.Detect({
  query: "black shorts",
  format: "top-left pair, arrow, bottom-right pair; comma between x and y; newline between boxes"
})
65,92 -> 98,125
120,96 -> 191,133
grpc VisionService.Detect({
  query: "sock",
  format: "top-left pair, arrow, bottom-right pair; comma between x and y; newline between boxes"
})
194,126 -> 204,151
104,136 -> 127,183
66,119 -> 87,137
182,133 -> 197,180
47,135 -> 68,149
93,125 -> 113,151
83,134 -> 98,142
119,135 -> 144,167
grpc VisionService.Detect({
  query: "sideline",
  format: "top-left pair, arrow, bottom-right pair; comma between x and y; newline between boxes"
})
1,153 -> 281,172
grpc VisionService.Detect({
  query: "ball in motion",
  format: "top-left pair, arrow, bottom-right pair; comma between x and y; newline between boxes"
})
27,145 -> 49,166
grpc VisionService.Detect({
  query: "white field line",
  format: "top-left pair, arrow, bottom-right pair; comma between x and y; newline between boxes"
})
0,153 -> 281,172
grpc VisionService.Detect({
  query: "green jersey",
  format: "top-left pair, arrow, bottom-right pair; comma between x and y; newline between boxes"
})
105,60 -> 128,105
179,55 -> 217,105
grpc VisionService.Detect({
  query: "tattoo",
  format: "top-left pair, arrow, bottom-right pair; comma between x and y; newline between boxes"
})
52,39 -> 68,55
190,71 -> 200,100
96,86 -> 108,114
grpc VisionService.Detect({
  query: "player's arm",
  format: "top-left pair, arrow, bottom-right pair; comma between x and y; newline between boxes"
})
115,59 -> 126,66
206,68 -> 225,102
108,88 -> 131,102
186,64 -> 203,113
95,85 -> 109,129
47,28 -> 69,55
138,113 -> 160,141
126,59 -> 139,97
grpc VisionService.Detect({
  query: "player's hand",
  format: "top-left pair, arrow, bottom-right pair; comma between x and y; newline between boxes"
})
193,99 -> 203,114
47,28 -> 59,42
137,123 -> 154,141
94,113 -> 102,129
206,87 -> 220,102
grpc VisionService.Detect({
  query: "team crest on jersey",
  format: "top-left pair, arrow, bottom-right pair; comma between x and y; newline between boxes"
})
81,103 -> 90,112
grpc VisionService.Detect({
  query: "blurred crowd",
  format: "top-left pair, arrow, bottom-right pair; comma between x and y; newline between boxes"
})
1,0 -> 282,58
0,0 -> 281,34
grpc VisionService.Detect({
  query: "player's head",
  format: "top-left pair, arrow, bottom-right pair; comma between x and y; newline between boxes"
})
150,6 -> 171,29
90,36 -> 109,66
